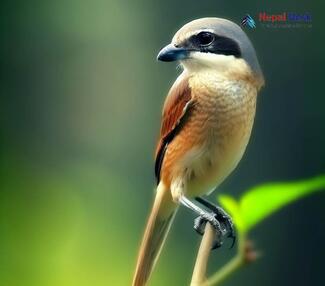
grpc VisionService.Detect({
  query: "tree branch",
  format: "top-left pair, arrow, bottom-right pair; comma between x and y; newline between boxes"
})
190,227 -> 257,286
190,223 -> 216,286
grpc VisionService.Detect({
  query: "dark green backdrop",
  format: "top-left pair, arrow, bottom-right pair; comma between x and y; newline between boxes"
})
1,0 -> 324,285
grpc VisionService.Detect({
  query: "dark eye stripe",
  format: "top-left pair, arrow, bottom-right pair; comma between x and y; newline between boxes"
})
180,32 -> 242,58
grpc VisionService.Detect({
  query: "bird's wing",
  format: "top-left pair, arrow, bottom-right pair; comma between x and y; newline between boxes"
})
155,75 -> 195,183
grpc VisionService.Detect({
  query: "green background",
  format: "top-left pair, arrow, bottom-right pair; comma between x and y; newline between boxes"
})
1,0 -> 324,285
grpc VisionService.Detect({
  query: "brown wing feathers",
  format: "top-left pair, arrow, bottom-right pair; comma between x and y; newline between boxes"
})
133,80 -> 193,285
154,77 -> 193,183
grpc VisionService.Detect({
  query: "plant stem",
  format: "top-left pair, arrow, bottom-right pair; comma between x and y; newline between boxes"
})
191,227 -> 249,286
203,253 -> 243,286
190,223 -> 216,286
203,231 -> 247,286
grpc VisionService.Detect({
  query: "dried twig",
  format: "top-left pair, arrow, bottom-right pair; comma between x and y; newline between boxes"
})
190,223 -> 215,286
190,227 -> 258,286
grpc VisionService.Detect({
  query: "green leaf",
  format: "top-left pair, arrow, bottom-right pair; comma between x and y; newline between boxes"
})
240,175 -> 325,231
218,175 -> 325,233
218,195 -> 244,232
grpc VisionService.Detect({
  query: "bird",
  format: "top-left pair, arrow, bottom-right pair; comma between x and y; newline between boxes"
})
132,17 -> 264,286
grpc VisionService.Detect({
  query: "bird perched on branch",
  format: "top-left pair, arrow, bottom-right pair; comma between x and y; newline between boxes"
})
132,17 -> 264,286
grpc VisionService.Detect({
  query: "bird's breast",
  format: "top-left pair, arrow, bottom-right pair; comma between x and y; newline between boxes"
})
182,72 -> 257,196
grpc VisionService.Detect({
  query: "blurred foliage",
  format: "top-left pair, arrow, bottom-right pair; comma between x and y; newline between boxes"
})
219,175 -> 325,233
0,161 -> 140,286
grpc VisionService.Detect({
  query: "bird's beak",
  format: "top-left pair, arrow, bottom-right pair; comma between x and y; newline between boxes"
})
157,44 -> 189,62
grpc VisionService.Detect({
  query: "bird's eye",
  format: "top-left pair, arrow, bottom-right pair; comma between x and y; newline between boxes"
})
196,32 -> 215,46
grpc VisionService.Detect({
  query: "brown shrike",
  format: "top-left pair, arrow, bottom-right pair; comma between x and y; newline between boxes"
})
132,17 -> 264,286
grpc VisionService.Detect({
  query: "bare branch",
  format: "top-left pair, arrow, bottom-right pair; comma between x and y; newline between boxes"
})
190,223 -> 216,286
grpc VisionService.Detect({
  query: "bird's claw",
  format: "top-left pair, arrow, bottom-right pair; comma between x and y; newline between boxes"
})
193,213 -> 226,249
193,206 -> 235,249
217,208 -> 236,248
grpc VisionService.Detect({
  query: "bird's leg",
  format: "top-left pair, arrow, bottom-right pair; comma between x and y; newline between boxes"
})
179,196 -> 227,249
171,178 -> 228,249
195,196 -> 236,248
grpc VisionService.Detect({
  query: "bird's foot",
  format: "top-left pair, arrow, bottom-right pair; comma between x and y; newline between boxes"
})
193,197 -> 236,249
194,213 -> 226,249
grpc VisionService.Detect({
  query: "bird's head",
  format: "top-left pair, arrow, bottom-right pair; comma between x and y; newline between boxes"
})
157,17 -> 264,85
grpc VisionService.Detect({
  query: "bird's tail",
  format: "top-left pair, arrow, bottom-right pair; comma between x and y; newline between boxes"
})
132,183 -> 177,286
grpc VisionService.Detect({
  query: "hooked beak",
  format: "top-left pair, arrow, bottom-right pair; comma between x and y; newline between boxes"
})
157,44 -> 189,62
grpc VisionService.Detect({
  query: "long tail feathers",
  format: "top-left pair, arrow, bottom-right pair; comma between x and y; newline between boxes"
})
132,184 -> 177,286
